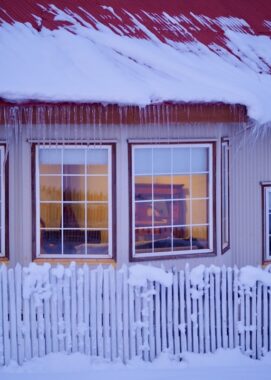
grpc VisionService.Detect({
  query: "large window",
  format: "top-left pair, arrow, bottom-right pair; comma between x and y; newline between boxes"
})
0,146 -> 6,257
221,139 -> 230,253
262,183 -> 271,262
130,143 -> 214,259
35,145 -> 114,258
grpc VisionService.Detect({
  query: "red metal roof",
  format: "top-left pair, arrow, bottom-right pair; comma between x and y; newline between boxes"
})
0,0 -> 270,49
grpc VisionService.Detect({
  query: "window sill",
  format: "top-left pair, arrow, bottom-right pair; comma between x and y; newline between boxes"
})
33,257 -> 116,266
0,257 -> 9,263
130,251 -> 216,262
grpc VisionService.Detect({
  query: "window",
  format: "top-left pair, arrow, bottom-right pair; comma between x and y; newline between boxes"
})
221,139 -> 230,252
262,183 -> 271,262
0,145 -> 7,258
34,145 -> 115,258
130,143 -> 214,259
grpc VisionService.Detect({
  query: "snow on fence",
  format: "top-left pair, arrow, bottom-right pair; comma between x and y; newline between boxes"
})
0,263 -> 271,366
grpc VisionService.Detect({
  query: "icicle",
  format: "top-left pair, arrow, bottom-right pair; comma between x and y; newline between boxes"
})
86,105 -> 91,144
92,107 -> 96,146
66,105 -> 71,143
73,105 -> 78,143
47,106 -> 52,146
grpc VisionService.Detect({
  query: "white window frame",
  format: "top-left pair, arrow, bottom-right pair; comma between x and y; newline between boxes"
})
263,184 -> 271,261
131,143 -> 214,259
221,139 -> 230,253
0,146 -> 5,257
35,144 -> 113,259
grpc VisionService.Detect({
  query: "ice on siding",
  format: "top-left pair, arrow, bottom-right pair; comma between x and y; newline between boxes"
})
0,6 -> 271,125
128,264 -> 173,287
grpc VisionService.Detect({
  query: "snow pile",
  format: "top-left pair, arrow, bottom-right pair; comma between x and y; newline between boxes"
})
239,265 -> 271,287
128,265 -> 173,287
0,6 -> 271,124
23,263 -> 51,306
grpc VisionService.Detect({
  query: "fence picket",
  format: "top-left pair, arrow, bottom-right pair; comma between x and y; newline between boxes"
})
77,268 -> 84,354
263,285 -> 268,354
97,266 -> 104,358
50,273 -> 58,353
245,285 -> 251,355
179,270 -> 186,353
109,267 -> 117,360
15,265 -> 23,364
185,265 -> 192,352
63,269 -> 72,354
103,269 -> 111,360
0,267 -> 4,366
90,269 -> 97,356
215,270 -> 222,349
227,268 -> 234,349
256,283 -> 262,358
204,269 -> 210,353
233,267 -> 239,348
173,270 -> 180,356
1,265 -> 10,365
122,266 -> 129,363
209,271 -> 216,352
83,265 -> 90,355
154,282 -> 161,356
148,281 -> 155,362
221,267 -> 228,349
251,284 -> 257,359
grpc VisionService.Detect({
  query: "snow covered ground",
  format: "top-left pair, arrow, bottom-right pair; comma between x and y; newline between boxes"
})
0,349 -> 271,380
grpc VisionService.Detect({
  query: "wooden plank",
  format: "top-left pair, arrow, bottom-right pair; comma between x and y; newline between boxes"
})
103,268 -> 111,360
185,265 -> 192,352
245,285 -> 251,355
215,270 -> 222,349
179,270 -> 187,353
63,269 -> 72,354
233,267 -> 239,348
0,266 -> 4,366
142,283 -> 149,361
77,268 -> 84,354
15,265 -> 24,364
263,285 -> 268,354
70,264 -> 78,353
198,282 -> 204,354
154,281 -> 161,356
1,265 -> 10,364
173,270 -> 180,356
122,266 -> 129,363
116,268 -> 124,360
167,276 -> 174,353
8,269 -> 17,362
22,270 -> 31,361
256,282 -> 262,359
227,268 -> 234,349
203,269 -> 210,353
90,269 -> 97,356
109,266 -> 117,361
36,295 -> 45,357
30,286 -> 38,357
134,284 -> 142,358
50,272 -> 58,353
269,285 -> 271,352
221,266 -> 228,349
192,288 -> 199,353
128,279 -> 136,360
161,283 -> 167,351
148,281 -> 155,362
239,283 -> 245,353
97,266 -> 104,357
209,271 -> 216,352
251,285 -> 257,359
83,265 -> 90,355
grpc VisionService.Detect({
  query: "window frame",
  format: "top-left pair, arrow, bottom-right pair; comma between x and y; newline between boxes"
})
128,141 -> 216,261
221,138 -> 230,254
0,144 -> 8,259
262,182 -> 271,263
32,143 -> 116,260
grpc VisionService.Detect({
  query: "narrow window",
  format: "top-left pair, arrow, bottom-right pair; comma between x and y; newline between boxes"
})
0,146 -> 6,257
262,184 -> 271,262
130,143 -> 214,259
221,139 -> 230,253
35,145 -> 114,258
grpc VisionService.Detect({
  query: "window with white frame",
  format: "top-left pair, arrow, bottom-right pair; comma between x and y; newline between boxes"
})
35,145 -> 114,258
263,184 -> 271,262
0,146 -> 6,257
130,143 -> 214,259
221,139 -> 230,252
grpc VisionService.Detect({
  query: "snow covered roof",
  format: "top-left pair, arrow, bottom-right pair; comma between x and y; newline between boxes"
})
0,0 -> 271,124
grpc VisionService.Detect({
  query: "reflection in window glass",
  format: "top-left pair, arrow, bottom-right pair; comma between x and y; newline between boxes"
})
37,146 -> 112,257
132,144 -> 213,257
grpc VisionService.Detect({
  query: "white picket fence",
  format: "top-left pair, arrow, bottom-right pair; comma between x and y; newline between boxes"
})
0,263 -> 270,366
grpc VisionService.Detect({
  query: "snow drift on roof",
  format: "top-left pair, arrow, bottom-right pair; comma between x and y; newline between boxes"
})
0,1 -> 271,124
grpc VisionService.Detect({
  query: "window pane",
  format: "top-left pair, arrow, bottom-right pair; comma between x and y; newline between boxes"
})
153,227 -> 172,252
172,148 -> 190,173
134,148 -> 152,175
63,230 -> 85,254
268,192 -> 271,211
173,200 -> 190,225
87,230 -> 109,255
40,176 -> 61,201
40,230 -> 62,255
135,228 -> 153,253
191,199 -> 208,224
192,226 -> 209,249
269,213 -> 271,234
153,201 -> 171,226
63,204 -> 85,228
172,175 -> 190,199
153,148 -> 171,174
173,226 -> 191,251
87,149 -> 108,174
191,147 -> 208,172
63,176 -> 85,202
192,174 -> 208,198
87,204 -> 108,228
40,149 -> 61,174
153,176 -> 171,200
135,202 -> 153,227
63,149 -> 85,174
40,204 -> 61,228
135,176 -> 152,201
87,176 -> 108,201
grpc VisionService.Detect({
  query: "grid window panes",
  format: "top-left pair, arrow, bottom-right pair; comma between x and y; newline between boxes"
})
132,144 -> 213,257
221,140 -> 230,251
0,147 -> 5,257
37,145 -> 112,258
